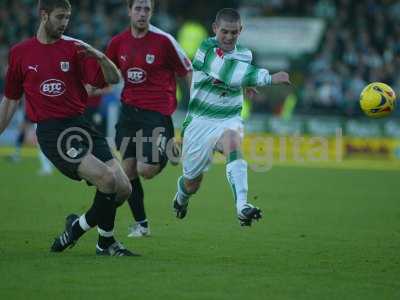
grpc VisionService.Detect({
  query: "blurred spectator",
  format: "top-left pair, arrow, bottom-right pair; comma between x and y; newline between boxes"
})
302,0 -> 400,116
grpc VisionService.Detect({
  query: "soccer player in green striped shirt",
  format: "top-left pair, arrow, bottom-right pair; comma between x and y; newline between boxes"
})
173,8 -> 291,226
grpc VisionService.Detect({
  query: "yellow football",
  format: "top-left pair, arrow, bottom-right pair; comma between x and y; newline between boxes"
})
359,82 -> 396,118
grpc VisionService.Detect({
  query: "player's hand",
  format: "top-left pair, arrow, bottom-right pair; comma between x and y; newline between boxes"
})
271,71 -> 291,85
75,42 -> 105,61
169,138 -> 182,166
245,87 -> 259,99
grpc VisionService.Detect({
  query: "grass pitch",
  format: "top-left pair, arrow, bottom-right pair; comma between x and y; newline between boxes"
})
0,156 -> 399,300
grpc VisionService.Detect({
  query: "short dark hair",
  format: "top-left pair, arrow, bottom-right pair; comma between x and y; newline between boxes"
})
215,8 -> 241,24
127,0 -> 155,9
38,0 -> 71,14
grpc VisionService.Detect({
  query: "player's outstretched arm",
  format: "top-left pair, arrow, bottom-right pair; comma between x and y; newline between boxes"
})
193,47 -> 270,88
193,40 -> 291,89
75,42 -> 121,85
0,97 -> 19,135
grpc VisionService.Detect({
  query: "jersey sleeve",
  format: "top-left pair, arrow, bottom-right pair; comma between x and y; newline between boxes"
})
192,40 -> 272,88
105,38 -> 119,68
165,36 -> 192,77
4,48 -> 24,100
80,56 -> 106,89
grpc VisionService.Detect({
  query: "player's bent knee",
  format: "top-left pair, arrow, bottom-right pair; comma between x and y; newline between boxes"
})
118,180 -> 132,200
137,164 -> 160,180
186,184 -> 200,194
123,166 -> 138,180
187,183 -> 200,194
218,130 -> 241,154
186,177 -> 202,194
97,168 -> 117,192
115,183 -> 131,207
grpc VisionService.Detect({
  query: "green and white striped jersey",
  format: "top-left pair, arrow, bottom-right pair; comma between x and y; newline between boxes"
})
183,37 -> 271,130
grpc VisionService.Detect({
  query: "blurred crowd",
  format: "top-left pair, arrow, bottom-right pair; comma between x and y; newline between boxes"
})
242,0 -> 400,116
1,0 -> 399,117
301,0 -> 400,116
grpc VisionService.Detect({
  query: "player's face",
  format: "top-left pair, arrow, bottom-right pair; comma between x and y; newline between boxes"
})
129,0 -> 152,31
43,8 -> 71,40
213,20 -> 242,52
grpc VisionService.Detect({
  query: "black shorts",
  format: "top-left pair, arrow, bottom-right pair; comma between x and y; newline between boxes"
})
115,103 -> 175,165
84,106 -> 106,136
37,115 -> 114,181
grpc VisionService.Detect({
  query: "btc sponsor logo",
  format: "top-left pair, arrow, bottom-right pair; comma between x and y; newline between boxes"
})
40,79 -> 66,97
127,68 -> 147,84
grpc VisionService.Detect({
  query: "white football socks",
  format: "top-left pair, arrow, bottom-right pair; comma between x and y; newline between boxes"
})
226,158 -> 248,214
176,176 -> 191,205
38,148 -> 52,174
78,215 -> 92,231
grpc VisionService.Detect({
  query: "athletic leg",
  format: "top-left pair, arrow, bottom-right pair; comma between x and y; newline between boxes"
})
216,129 -> 262,226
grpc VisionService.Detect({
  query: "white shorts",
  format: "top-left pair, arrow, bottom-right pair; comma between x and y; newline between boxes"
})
182,116 -> 244,180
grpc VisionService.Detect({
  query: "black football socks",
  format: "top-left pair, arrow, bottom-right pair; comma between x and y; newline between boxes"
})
128,178 -> 147,227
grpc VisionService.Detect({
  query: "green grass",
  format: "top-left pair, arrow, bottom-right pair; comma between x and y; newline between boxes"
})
0,156 -> 399,300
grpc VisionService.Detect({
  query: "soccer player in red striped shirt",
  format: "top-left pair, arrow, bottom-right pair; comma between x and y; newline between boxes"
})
106,0 -> 193,237
0,0 -> 137,256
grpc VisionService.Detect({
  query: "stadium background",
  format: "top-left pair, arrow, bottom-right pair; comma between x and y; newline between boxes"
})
1,0 -> 400,163
0,1 -> 399,299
